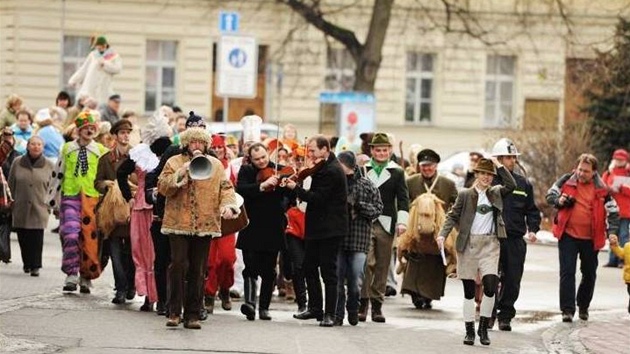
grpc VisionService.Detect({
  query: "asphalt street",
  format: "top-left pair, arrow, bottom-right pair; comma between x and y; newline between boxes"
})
1,224 -> 628,354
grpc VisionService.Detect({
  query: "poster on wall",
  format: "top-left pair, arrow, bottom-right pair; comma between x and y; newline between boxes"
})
319,92 -> 375,153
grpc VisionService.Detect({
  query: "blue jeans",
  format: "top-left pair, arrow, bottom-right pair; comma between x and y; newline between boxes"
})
608,218 -> 630,266
336,251 -> 367,320
109,237 -> 135,295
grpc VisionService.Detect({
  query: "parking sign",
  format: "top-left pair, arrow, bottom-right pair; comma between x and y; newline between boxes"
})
216,35 -> 258,98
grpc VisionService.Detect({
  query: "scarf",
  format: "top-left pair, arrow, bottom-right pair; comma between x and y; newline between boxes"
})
370,159 -> 388,177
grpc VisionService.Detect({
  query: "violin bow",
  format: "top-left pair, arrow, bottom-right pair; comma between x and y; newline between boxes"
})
399,140 -> 406,170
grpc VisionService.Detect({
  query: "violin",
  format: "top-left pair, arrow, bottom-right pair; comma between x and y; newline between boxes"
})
257,165 -> 296,192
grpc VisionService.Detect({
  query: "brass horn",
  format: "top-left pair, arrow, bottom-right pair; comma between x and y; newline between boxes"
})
189,154 -> 213,180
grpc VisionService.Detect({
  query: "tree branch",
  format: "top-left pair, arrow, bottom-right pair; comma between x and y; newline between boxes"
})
277,0 -> 363,59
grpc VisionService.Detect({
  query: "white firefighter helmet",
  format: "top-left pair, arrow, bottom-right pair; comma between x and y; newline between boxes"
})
491,138 -> 520,157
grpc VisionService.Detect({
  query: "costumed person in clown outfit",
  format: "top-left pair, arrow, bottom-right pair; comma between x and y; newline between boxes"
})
47,111 -> 109,293
68,36 -> 122,105
117,113 -> 172,312
203,134 -> 238,314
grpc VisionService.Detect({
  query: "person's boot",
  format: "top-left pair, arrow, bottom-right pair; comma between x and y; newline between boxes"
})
370,298 -> 386,323
319,313 -> 335,327
348,312 -> 359,326
463,322 -> 475,345
478,316 -> 491,346
258,277 -> 274,321
284,279 -> 295,301
140,297 -> 153,312
294,279 -> 307,313
219,288 -> 232,311
156,301 -> 167,316
204,296 -> 215,314
240,277 -> 256,321
358,298 -> 369,322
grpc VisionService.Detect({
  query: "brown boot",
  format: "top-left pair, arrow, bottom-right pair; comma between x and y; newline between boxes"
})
358,298 -> 369,322
204,296 -> 215,314
284,279 -> 295,301
370,298 -> 385,323
219,289 -> 232,311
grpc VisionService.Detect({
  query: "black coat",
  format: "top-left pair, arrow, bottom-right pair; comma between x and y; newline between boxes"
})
236,162 -> 290,252
296,153 -> 348,240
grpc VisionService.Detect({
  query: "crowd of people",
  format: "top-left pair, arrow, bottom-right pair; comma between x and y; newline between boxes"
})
1,83 -> 629,344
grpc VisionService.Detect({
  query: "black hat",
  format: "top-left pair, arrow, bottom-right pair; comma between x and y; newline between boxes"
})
109,94 -> 121,102
417,149 -> 440,165
150,136 -> 172,157
338,150 -> 357,170
185,111 -> 206,129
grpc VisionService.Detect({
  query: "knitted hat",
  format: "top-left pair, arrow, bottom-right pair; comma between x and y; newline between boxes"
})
180,127 -> 210,147
74,111 -> 97,129
613,149 -> 629,161
338,150 -> 357,170
141,107 -> 172,146
186,111 -> 206,129
110,119 -> 133,135
473,158 -> 497,175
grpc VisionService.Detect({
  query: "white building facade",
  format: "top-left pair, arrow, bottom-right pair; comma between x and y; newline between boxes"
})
0,0 -> 626,155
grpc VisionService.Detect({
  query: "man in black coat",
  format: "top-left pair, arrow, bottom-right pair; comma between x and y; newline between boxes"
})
286,135 -> 349,327
236,143 -> 292,321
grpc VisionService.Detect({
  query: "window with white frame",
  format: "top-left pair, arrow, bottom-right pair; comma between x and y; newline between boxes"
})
485,55 -> 515,128
145,40 -> 177,112
62,35 -> 92,100
325,48 -> 355,91
405,52 -> 434,123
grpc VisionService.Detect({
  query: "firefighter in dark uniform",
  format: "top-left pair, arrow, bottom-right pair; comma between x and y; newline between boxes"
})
490,138 -> 541,331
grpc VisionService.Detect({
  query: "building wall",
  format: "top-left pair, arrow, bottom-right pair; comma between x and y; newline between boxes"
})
0,0 -> 627,155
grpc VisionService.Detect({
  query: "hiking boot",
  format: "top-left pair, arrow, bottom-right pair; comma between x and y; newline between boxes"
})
477,316 -> 491,346
358,298 -> 369,322
463,321 -> 475,345
219,289 -> 232,311
370,298 -> 386,323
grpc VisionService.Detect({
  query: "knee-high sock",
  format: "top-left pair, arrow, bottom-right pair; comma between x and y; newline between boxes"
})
463,298 -> 475,322
480,294 -> 495,318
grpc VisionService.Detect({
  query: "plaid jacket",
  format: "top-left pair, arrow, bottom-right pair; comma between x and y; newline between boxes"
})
342,170 -> 383,253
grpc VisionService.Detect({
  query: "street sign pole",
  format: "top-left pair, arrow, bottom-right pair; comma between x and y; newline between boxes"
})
223,96 -> 229,130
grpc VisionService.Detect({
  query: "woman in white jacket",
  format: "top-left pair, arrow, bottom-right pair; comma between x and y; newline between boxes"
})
69,36 -> 122,105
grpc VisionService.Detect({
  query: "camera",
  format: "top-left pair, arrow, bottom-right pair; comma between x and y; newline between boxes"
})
560,194 -> 576,208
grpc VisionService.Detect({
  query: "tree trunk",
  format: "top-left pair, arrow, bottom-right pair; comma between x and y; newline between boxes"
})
353,0 -> 394,93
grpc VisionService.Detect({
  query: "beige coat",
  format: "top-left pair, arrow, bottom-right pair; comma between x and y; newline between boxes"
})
158,153 -> 238,237
8,155 -> 54,229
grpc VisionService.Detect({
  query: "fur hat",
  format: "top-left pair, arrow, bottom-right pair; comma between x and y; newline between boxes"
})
74,111 -> 97,129
473,158 -> 497,175
186,111 -> 206,129
110,119 -> 133,135
180,127 -> 210,147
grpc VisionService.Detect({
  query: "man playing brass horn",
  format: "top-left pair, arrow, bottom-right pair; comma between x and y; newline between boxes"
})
158,126 -> 239,330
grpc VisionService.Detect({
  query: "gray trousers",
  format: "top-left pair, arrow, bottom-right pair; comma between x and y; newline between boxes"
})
361,223 -> 394,303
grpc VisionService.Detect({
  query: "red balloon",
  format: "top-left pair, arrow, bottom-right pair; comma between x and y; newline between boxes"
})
347,112 -> 358,125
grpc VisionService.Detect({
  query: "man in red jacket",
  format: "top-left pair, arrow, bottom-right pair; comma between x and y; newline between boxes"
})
546,153 -> 619,323
602,149 -> 630,268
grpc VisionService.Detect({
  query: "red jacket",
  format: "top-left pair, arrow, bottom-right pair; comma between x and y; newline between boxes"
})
602,166 -> 630,219
547,173 -> 619,250
285,206 -> 305,240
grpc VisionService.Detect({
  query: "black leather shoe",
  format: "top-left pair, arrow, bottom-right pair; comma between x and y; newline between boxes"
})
333,317 -> 343,326
498,320 -> 512,331
385,286 -> 397,297
562,311 -> 573,323
156,302 -> 167,316
259,309 -> 272,321
30,268 -> 40,277
112,293 -> 126,304
348,312 -> 359,326
241,303 -> 256,321
578,309 -> 589,321
63,283 -> 77,292
126,288 -> 136,300
319,314 -> 335,327
79,285 -> 90,294
293,309 -> 323,321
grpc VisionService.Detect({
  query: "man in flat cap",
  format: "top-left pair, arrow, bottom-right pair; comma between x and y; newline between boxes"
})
402,148 -> 458,309
358,133 -> 409,323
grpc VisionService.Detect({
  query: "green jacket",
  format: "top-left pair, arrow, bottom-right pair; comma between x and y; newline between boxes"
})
439,166 -> 516,252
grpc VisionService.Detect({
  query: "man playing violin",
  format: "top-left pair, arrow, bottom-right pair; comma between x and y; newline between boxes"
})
236,143 -> 294,321
285,135 -> 349,327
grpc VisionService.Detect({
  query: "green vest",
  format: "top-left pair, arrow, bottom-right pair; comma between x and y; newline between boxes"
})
60,141 -> 108,197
